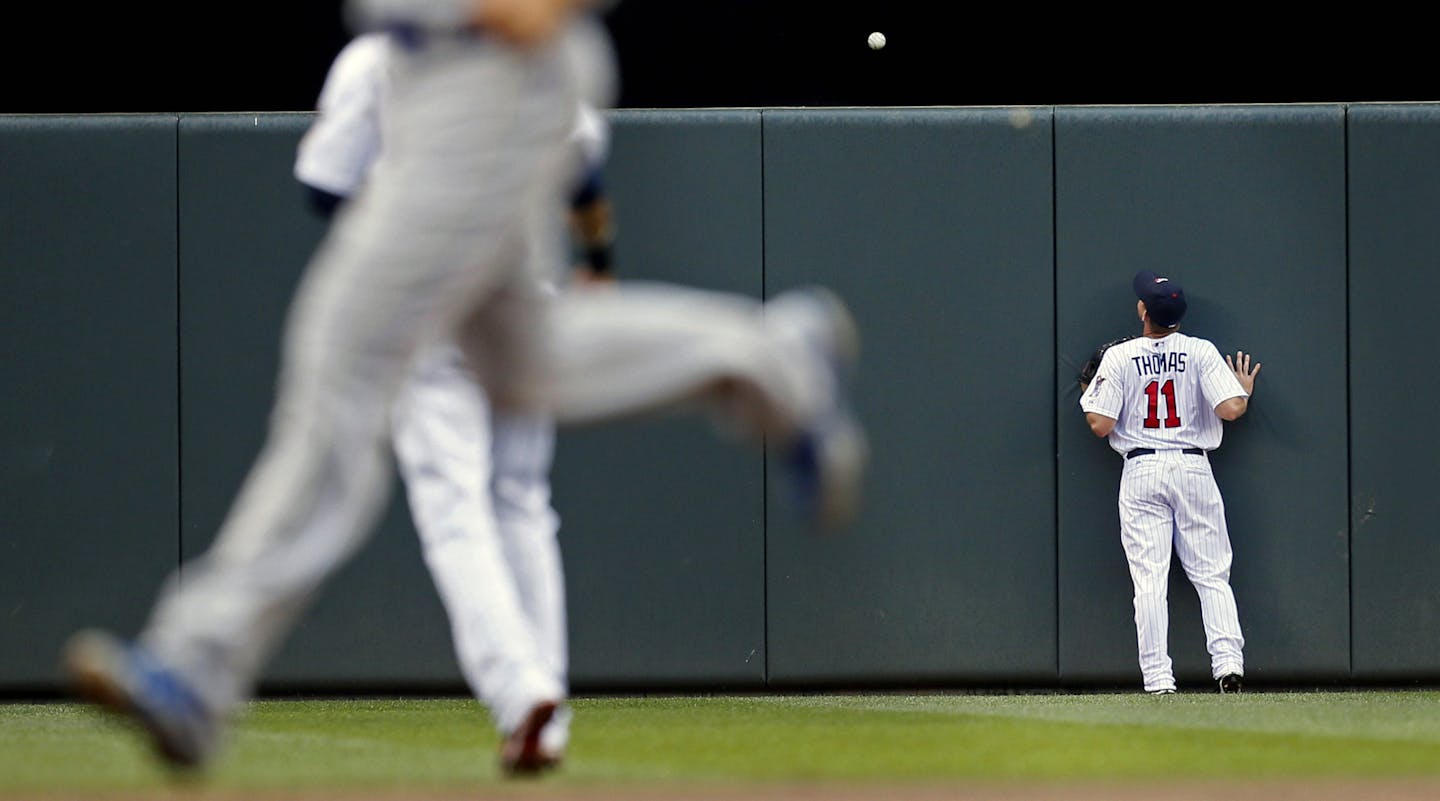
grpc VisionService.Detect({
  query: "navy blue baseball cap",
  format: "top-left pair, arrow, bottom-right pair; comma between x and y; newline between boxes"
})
1133,270 -> 1187,328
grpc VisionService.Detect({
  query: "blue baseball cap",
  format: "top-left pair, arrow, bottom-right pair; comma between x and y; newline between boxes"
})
1133,270 -> 1187,328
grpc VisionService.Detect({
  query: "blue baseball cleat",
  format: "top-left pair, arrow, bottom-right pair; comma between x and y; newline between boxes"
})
62,629 -> 219,770
787,409 -> 868,531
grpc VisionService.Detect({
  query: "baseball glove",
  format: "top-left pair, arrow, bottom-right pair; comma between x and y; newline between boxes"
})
1078,336 -> 1136,387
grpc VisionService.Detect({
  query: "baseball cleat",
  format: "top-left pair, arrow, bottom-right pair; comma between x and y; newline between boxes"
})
769,286 -> 868,532
62,629 -> 219,770
1148,688 -> 1176,695
1218,673 -> 1243,694
499,700 -> 560,778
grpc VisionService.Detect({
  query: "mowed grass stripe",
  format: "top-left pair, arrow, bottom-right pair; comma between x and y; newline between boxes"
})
1,699 -> 500,794
2,693 -> 1440,796
801,691 -> 1440,744
564,695 -> 1440,781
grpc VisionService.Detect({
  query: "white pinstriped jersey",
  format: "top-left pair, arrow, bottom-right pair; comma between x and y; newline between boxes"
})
294,33 -> 609,199
1080,332 -> 1247,456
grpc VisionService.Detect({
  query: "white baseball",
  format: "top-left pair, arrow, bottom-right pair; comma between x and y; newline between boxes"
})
867,31 -> 886,50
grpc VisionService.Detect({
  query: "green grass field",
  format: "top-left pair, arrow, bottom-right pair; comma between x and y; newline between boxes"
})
5,691 -> 1440,798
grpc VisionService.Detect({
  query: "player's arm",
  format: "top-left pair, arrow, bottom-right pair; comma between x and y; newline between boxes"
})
566,104 -> 615,285
304,186 -> 348,219
295,37 -> 387,220
1086,412 -> 1117,438
1215,350 -> 1261,421
568,164 -> 614,285
1078,335 -> 1134,394
1078,348 -> 1124,437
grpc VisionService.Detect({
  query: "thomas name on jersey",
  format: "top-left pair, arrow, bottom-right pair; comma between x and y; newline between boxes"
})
1131,351 -> 1187,377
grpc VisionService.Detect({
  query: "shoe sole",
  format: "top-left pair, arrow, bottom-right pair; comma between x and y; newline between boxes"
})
500,701 -> 560,778
62,631 -> 206,769
63,631 -> 136,716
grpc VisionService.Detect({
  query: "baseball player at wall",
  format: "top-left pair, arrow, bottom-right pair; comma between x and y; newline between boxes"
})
1078,270 -> 1260,695
62,0 -> 866,777
290,30 -> 618,772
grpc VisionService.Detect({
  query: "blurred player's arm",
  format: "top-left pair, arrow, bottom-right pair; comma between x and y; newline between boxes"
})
566,103 -> 615,286
567,163 -> 614,285
294,35 -> 386,217
305,186 -> 347,219
347,0 -> 598,46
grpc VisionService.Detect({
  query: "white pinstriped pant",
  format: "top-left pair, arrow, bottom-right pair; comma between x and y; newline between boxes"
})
391,341 -> 569,751
1118,450 -> 1245,692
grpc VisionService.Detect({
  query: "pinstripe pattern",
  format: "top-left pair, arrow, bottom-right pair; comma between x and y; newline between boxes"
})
1081,331 -> 1246,692
1082,333 -> 1245,456
391,342 -> 567,739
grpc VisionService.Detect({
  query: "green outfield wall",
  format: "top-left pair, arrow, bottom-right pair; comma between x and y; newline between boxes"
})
1,104 -> 1434,694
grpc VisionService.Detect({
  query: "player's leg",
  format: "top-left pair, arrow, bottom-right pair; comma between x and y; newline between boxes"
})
1118,458 -> 1179,693
63,36 -> 580,768
142,33 -> 574,709
391,342 -> 564,744
531,284 -> 831,430
488,407 -> 569,760
495,282 -> 866,528
1170,457 -> 1245,681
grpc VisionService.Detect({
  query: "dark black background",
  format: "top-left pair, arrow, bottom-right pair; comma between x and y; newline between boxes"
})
2,2 -> 1435,114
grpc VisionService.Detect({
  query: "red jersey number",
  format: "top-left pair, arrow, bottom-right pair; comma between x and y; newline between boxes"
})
1143,379 -> 1182,429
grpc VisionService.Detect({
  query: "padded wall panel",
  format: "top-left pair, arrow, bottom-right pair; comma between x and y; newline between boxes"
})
1055,106 -> 1349,686
0,116 -> 179,686
555,110 -> 768,688
764,108 -> 1058,684
1348,103 -> 1440,679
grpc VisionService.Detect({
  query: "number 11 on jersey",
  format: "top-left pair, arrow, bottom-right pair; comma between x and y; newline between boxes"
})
1144,379 -> 1181,429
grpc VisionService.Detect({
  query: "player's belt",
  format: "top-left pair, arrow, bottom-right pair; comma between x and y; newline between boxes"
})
1126,447 -> 1205,460
384,23 -> 487,51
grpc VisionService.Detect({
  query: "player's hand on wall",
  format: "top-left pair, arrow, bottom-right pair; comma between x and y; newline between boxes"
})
1226,351 -> 1261,395
470,0 -> 578,47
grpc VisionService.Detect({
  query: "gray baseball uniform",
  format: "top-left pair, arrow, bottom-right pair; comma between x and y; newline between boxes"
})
294,31 -> 599,754
65,0 -> 866,772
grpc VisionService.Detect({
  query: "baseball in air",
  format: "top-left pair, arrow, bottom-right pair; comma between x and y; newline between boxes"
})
867,31 -> 886,50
